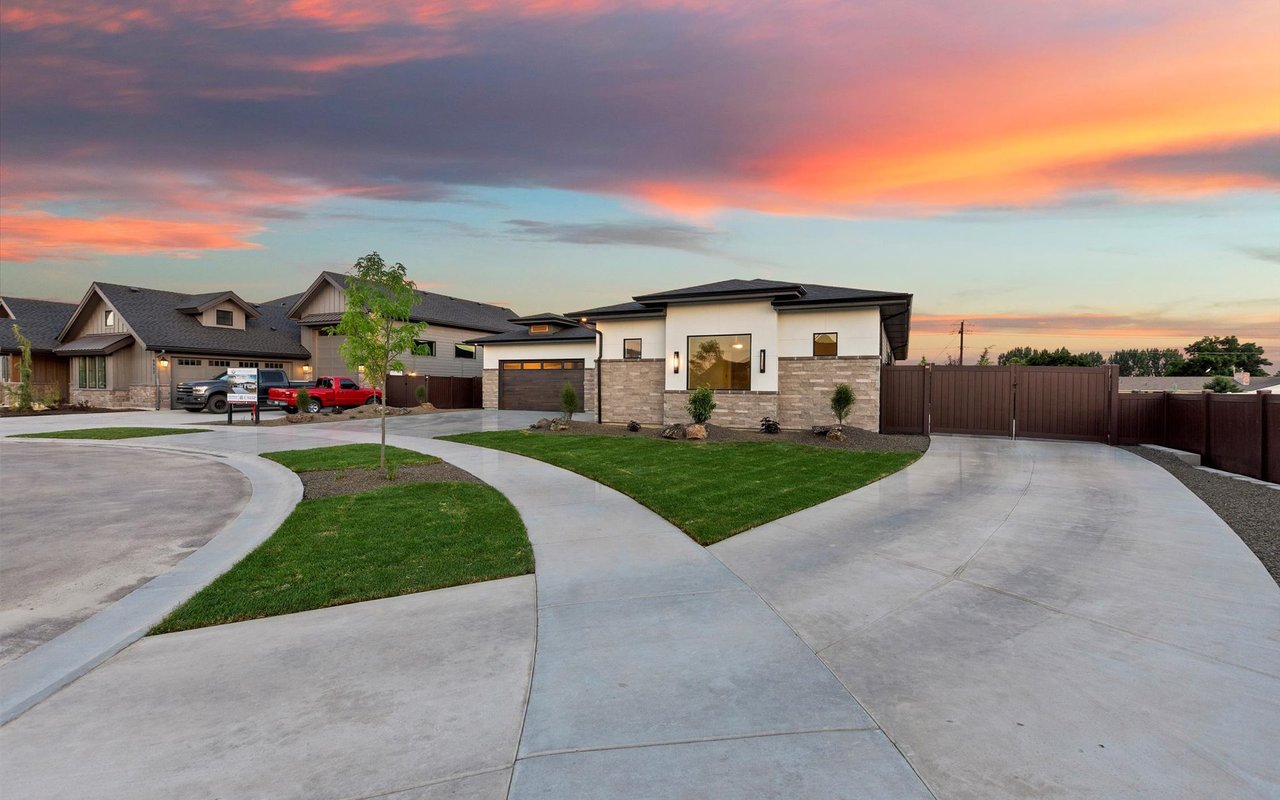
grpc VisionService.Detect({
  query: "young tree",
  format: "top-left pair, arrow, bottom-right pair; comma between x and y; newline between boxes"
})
559,381 -> 578,424
831,383 -> 855,426
11,325 -> 34,412
976,347 -> 992,366
331,253 -> 429,470
917,355 -> 928,367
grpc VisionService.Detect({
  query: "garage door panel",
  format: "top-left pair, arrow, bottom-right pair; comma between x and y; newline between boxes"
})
499,361 -> 586,412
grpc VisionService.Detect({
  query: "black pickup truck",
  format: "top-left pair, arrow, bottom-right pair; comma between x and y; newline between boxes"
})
175,369 -> 306,413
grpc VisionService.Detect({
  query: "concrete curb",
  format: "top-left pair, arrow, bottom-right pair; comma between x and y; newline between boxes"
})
0,439 -> 303,725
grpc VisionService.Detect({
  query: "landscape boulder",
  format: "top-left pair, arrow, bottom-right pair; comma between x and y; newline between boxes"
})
660,423 -> 687,440
627,420 -> 642,432
686,423 -> 707,440
826,426 -> 846,442
530,417 -> 555,430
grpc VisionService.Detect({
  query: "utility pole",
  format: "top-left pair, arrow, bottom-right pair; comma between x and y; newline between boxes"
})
958,320 -> 966,366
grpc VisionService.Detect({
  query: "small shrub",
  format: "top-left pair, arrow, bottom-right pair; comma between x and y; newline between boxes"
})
759,417 -> 781,434
12,324 -> 34,412
1203,376 -> 1242,393
295,386 -> 312,411
560,382 -> 578,423
627,420 -> 641,432
831,383 -> 855,425
687,385 -> 716,425
386,463 -> 399,480
415,384 -> 428,404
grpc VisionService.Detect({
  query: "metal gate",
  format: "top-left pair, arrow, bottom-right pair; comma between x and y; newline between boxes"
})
880,364 -> 1119,443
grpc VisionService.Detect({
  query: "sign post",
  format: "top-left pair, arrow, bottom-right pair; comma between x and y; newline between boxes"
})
226,367 -> 260,425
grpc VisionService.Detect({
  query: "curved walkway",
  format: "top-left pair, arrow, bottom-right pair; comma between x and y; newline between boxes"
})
712,436 -> 1280,799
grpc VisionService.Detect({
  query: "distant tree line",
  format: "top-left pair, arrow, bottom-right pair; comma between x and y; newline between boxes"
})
988,336 -> 1270,377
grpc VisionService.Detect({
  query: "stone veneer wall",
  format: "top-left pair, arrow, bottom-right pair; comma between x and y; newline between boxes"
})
581,366 -> 597,419
663,390 -> 779,429
777,356 -> 880,430
69,387 -> 131,408
482,368 -> 499,409
599,359 -> 664,424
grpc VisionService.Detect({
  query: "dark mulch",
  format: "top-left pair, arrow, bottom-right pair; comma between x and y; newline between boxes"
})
534,419 -> 929,453
1124,446 -> 1280,586
298,462 -> 484,500
0,406 -> 142,417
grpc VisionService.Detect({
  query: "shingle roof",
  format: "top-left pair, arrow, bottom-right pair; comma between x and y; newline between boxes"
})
1121,375 -> 1280,393
0,297 -> 78,353
89,283 -> 311,359
567,300 -> 660,318
632,278 -> 804,303
307,271 -> 519,334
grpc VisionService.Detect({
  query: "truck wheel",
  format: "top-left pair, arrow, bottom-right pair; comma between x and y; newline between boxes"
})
284,406 -> 298,415
207,394 -> 229,414
184,407 -> 203,413
304,399 -> 322,414
364,396 -> 377,405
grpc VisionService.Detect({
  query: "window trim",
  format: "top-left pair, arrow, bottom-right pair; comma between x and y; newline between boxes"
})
215,309 -> 234,326
529,323 -> 551,334
685,333 -> 752,391
813,332 -> 838,358
104,309 -> 116,327
454,343 -> 477,359
77,355 -> 107,389
623,338 -> 642,360
414,339 -> 436,357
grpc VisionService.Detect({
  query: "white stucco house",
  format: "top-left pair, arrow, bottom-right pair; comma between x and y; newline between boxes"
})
470,278 -> 913,429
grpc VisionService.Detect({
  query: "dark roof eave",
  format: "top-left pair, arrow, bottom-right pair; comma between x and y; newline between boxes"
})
142,343 -> 311,360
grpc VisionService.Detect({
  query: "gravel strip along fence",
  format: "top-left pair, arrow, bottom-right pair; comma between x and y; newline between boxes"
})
1124,446 -> 1280,586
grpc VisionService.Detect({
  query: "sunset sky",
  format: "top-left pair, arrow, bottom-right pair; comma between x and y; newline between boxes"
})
1,0 -> 1277,362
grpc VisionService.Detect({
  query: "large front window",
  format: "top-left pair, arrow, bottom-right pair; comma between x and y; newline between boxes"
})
686,334 -> 751,390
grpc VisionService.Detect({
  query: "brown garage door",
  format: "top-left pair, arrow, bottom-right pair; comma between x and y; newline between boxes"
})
499,360 -> 586,412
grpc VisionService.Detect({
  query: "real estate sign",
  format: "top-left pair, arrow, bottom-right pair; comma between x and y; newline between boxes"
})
226,367 -> 259,405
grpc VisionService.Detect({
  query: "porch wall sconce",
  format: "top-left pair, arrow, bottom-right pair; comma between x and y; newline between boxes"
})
302,364 -> 313,374
672,351 -> 680,374
759,349 -> 766,374
357,364 -> 366,373
156,355 -> 169,369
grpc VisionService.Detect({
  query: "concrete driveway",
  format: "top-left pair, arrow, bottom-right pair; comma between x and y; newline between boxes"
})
713,436 -> 1280,799
0,439 -> 250,666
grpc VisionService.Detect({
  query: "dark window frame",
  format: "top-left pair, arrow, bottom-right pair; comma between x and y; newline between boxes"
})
685,333 -> 752,391
414,339 -> 436,357
813,332 -> 838,357
215,309 -> 234,326
454,343 -> 477,359
104,309 -> 116,327
77,355 -> 107,389
623,338 -> 642,360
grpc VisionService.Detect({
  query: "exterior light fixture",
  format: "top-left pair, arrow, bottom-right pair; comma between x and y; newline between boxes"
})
673,351 -> 680,374
357,364 -> 366,373
302,364 -> 312,374
156,355 -> 169,368
759,349 -> 766,373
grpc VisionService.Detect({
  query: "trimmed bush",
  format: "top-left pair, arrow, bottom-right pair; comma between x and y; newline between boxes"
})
687,385 -> 716,424
560,381 -> 578,423
415,384 -> 429,404
295,386 -> 312,411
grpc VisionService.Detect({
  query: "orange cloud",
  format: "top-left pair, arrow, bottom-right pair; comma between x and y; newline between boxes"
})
0,211 -> 263,261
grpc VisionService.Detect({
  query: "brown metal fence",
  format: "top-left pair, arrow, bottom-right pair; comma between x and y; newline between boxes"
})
1115,390 -> 1275,482
384,375 -> 482,409
930,366 -> 1014,437
1015,366 -> 1114,443
880,366 -> 929,434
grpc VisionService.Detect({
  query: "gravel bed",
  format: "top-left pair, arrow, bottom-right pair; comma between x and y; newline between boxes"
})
1124,446 -> 1280,586
533,419 -> 929,453
298,462 -> 483,500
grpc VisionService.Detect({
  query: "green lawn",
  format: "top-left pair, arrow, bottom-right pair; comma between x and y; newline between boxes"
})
261,443 -> 438,472
444,431 -> 920,545
152,481 -> 531,634
10,427 -> 210,440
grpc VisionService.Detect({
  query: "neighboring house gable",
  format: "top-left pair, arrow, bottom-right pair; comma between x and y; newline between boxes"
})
0,297 -> 77,399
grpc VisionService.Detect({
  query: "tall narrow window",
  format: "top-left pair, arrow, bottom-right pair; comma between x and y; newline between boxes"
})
813,332 -> 838,357
686,334 -> 751,390
104,309 -> 116,327
623,338 -> 642,359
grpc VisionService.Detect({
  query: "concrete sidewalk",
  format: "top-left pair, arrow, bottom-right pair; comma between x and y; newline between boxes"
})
712,436 -> 1280,799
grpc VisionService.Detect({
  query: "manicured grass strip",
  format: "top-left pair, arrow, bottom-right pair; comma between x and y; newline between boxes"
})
10,427 -> 210,440
152,482 -> 531,634
445,432 -> 920,545
261,443 -> 438,472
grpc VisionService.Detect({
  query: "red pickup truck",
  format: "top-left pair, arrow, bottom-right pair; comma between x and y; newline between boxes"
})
269,376 -> 382,414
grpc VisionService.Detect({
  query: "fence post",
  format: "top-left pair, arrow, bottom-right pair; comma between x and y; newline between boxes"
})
1161,391 -> 1170,447
1260,390 -> 1271,483
1106,365 -> 1120,445
922,364 -> 931,435
1201,390 -> 1213,462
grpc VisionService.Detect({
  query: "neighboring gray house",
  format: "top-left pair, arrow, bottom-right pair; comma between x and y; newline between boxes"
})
286,271 -> 520,381
55,283 -> 311,408
1,297 -> 77,404
467,313 -> 599,412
